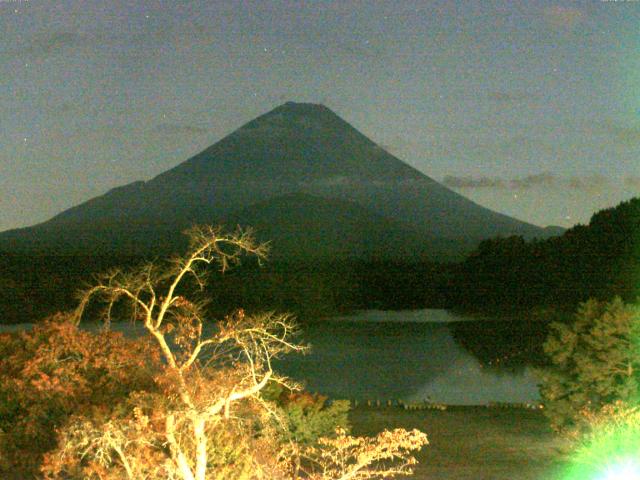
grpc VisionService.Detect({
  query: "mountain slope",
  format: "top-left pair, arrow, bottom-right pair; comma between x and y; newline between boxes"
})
0,102 -> 553,258
223,193 -> 432,260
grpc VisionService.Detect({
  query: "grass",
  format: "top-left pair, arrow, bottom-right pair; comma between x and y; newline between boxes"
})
349,405 -> 571,480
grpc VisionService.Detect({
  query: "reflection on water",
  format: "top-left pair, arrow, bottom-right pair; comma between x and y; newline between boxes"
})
1,310 -> 540,405
273,310 -> 540,405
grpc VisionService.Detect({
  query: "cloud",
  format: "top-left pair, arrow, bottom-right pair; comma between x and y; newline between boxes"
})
153,124 -> 209,136
442,176 -> 505,189
5,29 -> 159,59
443,173 -> 611,192
1,30 -> 119,59
543,6 -> 585,31
510,173 -> 557,189
566,174 -> 610,192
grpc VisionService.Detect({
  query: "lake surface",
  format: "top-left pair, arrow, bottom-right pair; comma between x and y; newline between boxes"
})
273,309 -> 540,405
1,309 -> 540,405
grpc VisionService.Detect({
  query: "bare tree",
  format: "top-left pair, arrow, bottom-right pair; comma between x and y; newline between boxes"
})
66,226 -> 304,480
45,226 -> 428,480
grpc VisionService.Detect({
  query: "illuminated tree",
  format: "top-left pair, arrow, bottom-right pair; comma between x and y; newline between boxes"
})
39,226 -> 428,480
304,427 -> 428,480
538,297 -> 640,433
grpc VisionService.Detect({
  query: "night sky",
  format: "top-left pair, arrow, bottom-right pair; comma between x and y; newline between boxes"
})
2,0 -> 639,232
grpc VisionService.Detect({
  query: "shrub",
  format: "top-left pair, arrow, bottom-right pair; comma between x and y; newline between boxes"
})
538,297 -> 640,432
267,384 -> 351,445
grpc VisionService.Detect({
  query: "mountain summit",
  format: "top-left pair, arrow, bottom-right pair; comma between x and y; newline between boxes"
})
163,101 -> 426,183
0,102 -> 554,259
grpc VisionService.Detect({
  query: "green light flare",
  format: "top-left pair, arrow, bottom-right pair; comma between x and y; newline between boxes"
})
564,455 -> 640,480
599,459 -> 640,480
562,414 -> 640,480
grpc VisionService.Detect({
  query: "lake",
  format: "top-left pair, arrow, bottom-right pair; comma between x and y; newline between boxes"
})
273,309 -> 541,405
1,309 -> 541,406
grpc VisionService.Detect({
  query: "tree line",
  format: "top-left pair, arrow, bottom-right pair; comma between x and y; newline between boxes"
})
0,254 -> 453,325
450,197 -> 640,314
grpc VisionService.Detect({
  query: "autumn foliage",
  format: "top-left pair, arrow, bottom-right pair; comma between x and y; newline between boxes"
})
0,315 -> 160,477
304,427 -> 428,480
0,227 -> 428,479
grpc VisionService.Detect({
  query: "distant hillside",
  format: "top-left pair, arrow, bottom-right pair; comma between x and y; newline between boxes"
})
542,225 -> 566,237
451,197 -> 640,312
0,102 -> 554,260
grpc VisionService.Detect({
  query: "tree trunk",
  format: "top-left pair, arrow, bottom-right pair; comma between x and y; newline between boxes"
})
166,413 -> 196,480
193,416 -> 208,480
